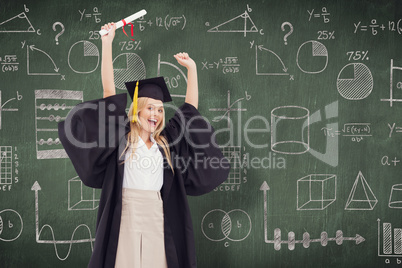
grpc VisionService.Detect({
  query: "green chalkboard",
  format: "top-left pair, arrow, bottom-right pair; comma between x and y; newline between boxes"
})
1,0 -> 402,267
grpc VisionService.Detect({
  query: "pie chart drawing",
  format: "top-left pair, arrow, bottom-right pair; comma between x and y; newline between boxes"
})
337,63 -> 373,100
113,53 -> 146,90
296,40 -> 328,74
68,41 -> 100,74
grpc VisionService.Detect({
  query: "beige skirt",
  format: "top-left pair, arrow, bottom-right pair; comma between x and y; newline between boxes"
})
115,188 -> 168,268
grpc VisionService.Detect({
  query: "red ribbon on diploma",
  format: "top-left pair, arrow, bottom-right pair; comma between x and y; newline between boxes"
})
122,19 -> 135,41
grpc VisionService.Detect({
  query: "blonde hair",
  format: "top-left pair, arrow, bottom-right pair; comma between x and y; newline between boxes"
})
120,97 -> 173,172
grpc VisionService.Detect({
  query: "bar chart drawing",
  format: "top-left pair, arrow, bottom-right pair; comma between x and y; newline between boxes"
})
378,219 -> 402,257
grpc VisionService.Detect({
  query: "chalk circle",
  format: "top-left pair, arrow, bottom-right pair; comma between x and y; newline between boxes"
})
225,209 -> 252,242
0,209 -> 23,242
68,41 -> 100,74
271,106 -> 310,154
201,209 -> 252,242
201,209 -> 228,242
296,40 -> 328,74
337,63 -> 373,100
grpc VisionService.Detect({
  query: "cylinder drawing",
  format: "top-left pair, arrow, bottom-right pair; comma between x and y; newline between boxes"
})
271,106 -> 310,154
389,184 -> 402,209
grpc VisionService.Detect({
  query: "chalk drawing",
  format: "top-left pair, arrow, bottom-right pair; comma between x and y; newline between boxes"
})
345,171 -> 378,210
31,181 -> 95,261
0,12 -> 35,33
35,90 -> 83,159
157,54 -> 187,98
381,59 -> 402,107
388,184 -> 402,209
201,209 -> 251,242
207,10 -> 261,37
337,63 -> 373,100
261,181 -> 365,250
68,41 -> 99,74
27,45 -> 61,76
209,90 -> 248,129
297,174 -> 336,210
271,106 -> 310,155
113,53 -> 146,90
296,40 -> 328,74
68,176 -> 100,210
255,45 -> 289,76
0,91 -> 20,130
0,209 -> 23,242
378,219 -> 402,257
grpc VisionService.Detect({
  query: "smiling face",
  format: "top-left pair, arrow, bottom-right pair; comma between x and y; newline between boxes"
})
137,97 -> 164,135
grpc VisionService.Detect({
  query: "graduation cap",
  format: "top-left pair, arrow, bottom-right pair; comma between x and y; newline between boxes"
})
125,77 -> 172,123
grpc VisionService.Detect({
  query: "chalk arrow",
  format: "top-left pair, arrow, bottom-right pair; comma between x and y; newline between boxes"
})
260,181 -> 272,243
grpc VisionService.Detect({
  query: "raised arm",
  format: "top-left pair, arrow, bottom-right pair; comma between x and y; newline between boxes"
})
174,53 -> 198,109
101,23 -> 116,98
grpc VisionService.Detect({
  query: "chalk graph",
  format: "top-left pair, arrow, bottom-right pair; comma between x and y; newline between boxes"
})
31,181 -> 95,261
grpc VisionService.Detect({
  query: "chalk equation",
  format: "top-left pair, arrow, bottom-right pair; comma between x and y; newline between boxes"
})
387,123 -> 402,137
322,123 -> 372,142
307,7 -> 330,23
354,19 -> 402,35
78,7 -> 101,23
201,57 -> 240,74
137,14 -> 186,31
381,156 -> 402,167
0,55 -> 19,72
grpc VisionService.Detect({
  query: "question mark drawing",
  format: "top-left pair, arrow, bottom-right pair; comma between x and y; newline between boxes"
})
52,22 -> 65,45
281,22 -> 293,45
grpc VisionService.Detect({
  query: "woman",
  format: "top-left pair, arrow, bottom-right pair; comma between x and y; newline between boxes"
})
58,22 -> 230,267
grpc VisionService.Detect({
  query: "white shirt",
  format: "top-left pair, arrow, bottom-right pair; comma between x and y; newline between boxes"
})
123,136 -> 164,191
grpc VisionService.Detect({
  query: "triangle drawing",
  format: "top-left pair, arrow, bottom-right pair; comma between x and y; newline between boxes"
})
345,171 -> 378,210
0,12 -> 35,33
208,11 -> 258,37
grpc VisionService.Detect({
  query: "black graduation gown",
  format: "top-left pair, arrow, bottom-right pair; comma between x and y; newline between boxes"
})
58,93 -> 230,268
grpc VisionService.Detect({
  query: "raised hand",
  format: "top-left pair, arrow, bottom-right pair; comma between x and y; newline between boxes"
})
101,23 -> 116,44
174,52 -> 196,70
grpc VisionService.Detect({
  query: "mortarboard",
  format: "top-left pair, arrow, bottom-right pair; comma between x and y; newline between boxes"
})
125,77 -> 172,123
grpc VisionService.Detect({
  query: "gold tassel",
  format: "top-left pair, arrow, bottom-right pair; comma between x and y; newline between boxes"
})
132,81 -> 139,123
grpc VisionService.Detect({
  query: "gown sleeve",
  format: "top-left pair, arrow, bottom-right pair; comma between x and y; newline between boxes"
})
58,93 -> 129,188
163,102 -> 230,196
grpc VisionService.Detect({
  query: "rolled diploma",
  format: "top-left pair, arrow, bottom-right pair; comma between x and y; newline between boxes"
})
99,9 -> 147,36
